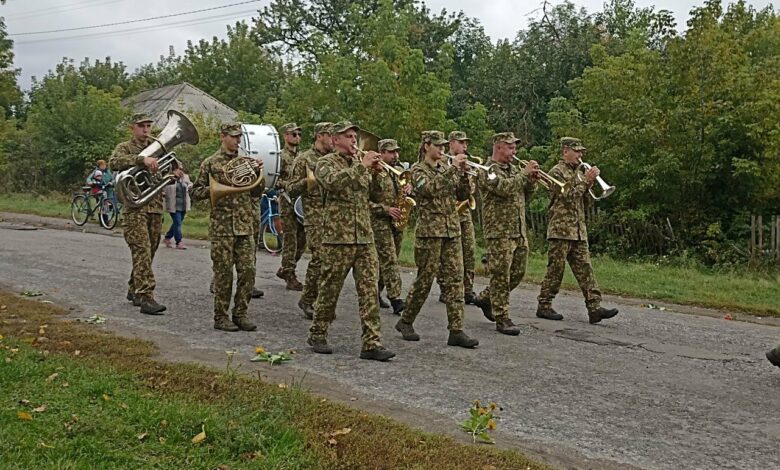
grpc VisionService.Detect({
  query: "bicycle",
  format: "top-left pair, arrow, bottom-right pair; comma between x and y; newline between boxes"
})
70,184 -> 119,230
259,190 -> 283,254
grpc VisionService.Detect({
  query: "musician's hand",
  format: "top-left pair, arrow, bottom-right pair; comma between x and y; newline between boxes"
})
522,159 -> 539,177
585,166 -> 599,183
403,183 -> 412,196
172,169 -> 184,179
143,156 -> 159,173
253,160 -> 264,174
452,153 -> 467,170
388,207 -> 402,220
361,151 -> 380,169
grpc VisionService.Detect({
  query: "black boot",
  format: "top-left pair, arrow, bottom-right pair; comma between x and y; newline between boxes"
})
473,297 -> 494,322
307,337 -> 333,354
447,330 -> 479,348
589,307 -> 619,324
251,288 -> 264,299
464,291 -> 477,305
214,316 -> 239,332
232,316 -> 257,331
495,317 -> 521,336
395,319 -> 420,341
766,348 -> 780,368
390,298 -> 405,315
139,296 -> 166,315
297,299 -> 314,320
359,346 -> 395,361
536,306 -> 563,321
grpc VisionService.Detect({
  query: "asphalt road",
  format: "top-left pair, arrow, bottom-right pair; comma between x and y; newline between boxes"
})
1,213 -> 778,470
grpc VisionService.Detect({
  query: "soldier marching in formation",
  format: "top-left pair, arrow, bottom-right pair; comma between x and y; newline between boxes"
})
276,123 -> 306,291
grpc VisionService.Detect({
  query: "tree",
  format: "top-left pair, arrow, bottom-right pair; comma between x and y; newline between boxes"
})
126,46 -> 183,97
0,17 -> 21,118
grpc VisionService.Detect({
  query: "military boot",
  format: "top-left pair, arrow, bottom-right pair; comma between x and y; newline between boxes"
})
438,294 -> 446,303
359,346 -> 396,362
447,330 -> 479,348
286,278 -> 303,291
394,319 -> 420,341
588,307 -> 619,324
390,298 -> 405,315
766,347 -> 780,368
307,337 -> 333,354
473,297 -> 494,322
536,306 -> 563,321
275,267 -> 287,281
132,292 -> 143,307
495,317 -> 521,336
232,316 -> 257,331
464,291 -> 477,305
378,295 -> 391,309
251,288 -> 264,299
139,296 -> 166,315
298,299 -> 314,320
214,316 -> 239,332
126,290 -> 135,302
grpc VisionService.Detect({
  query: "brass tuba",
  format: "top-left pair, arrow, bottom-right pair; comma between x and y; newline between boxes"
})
209,156 -> 265,206
115,110 -> 200,208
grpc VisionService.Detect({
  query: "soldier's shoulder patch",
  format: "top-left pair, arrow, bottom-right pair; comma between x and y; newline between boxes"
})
414,174 -> 427,189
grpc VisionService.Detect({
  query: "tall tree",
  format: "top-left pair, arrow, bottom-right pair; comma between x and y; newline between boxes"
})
0,17 -> 21,118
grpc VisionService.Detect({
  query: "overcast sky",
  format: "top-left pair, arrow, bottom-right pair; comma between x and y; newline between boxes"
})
2,0 -> 774,90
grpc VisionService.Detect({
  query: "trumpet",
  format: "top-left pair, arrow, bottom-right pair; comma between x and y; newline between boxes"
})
444,153 -> 497,180
577,159 -> 615,200
512,157 -> 566,193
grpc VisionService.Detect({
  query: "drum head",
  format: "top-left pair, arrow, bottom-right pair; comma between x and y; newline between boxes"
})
294,196 -> 304,219
239,124 -> 281,190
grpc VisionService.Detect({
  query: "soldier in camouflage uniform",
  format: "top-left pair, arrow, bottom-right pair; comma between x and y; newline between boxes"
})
369,139 -> 408,315
287,122 -> 334,320
276,122 -> 306,291
109,112 -> 171,315
536,137 -> 619,324
438,131 -> 478,305
767,344 -> 780,369
395,131 -> 479,348
307,121 -> 395,361
472,132 -> 538,335
190,123 -> 265,332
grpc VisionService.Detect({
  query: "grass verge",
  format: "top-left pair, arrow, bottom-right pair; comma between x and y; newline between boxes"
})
2,192 -> 779,317
0,292 -> 548,470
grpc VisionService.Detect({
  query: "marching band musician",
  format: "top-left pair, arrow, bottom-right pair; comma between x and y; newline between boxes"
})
307,121 -> 395,361
395,131 -> 479,349
471,132 -> 538,335
287,122 -> 334,319
369,138 -> 409,315
535,137 -> 618,324
190,123 -> 264,332
275,123 -> 306,291
110,112 -> 177,315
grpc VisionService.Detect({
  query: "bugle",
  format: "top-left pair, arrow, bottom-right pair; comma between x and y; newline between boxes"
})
577,159 -> 615,200
444,153 -> 497,180
512,157 -> 566,193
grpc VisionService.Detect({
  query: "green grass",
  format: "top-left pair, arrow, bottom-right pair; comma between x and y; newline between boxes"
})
2,192 -> 779,316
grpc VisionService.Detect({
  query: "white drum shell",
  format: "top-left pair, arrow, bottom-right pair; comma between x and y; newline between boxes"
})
239,124 -> 281,190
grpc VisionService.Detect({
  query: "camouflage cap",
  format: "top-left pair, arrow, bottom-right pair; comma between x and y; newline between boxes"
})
280,122 -> 302,134
220,122 -> 243,137
331,120 -> 360,135
131,112 -> 154,124
448,130 -> 470,142
492,132 -> 521,145
313,122 -> 334,135
421,130 -> 447,146
378,139 -> 400,152
560,136 -> 586,151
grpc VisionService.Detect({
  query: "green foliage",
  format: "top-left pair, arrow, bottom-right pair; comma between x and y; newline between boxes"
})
0,17 -> 21,118
459,400 -> 498,444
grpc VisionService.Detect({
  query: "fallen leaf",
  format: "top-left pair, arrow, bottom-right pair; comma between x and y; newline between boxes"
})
119,402 -> 129,410
19,399 -> 30,405
33,404 -> 48,413
74,350 -> 81,357
137,432 -> 148,441
278,383 -> 287,389
349,397 -> 357,401
37,441 -> 54,449
327,438 -> 338,446
329,428 -> 352,437
46,373 -> 59,383
102,394 -> 110,401
159,437 -> 166,444
320,399 -> 327,403
61,382 -> 69,388
191,425 -> 206,444
723,313 -> 734,321
159,419 -> 168,427
17,411 -> 33,421
38,325 -> 48,335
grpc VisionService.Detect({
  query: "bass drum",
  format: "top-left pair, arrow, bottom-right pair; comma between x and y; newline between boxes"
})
239,124 -> 281,190
294,196 -> 304,225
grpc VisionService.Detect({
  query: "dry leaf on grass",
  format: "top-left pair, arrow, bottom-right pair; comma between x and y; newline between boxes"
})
191,425 -> 206,444
102,394 -> 110,401
45,373 -> 59,383
17,411 -> 33,421
137,432 -> 148,441
33,404 -> 47,413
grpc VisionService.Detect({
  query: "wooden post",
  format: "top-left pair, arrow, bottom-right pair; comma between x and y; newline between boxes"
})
758,215 -> 764,255
750,215 -> 756,258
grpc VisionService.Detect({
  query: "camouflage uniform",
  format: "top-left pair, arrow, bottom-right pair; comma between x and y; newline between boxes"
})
447,131 -> 477,298
477,143 -> 537,322
401,133 -> 471,331
277,123 -> 306,281
309,122 -> 385,353
287,122 -> 332,307
190,125 -> 264,325
369,139 -> 405,301
109,121 -> 162,300
537,138 -> 602,312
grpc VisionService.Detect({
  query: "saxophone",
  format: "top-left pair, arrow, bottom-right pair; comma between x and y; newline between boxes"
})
379,162 -> 415,230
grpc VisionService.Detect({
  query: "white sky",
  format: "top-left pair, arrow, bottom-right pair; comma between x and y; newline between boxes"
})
2,0 -> 774,89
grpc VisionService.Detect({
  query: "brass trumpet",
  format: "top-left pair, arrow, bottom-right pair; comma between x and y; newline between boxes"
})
512,157 -> 566,193
444,153 -> 497,180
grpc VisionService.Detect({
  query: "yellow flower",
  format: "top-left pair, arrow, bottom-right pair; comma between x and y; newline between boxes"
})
472,399 -> 481,408
255,346 -> 265,354
478,407 -> 487,416
487,419 -> 496,430
488,402 -> 497,411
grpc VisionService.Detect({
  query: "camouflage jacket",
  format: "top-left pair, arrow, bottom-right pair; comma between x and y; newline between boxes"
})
190,145 -> 264,238
316,151 -> 374,245
369,164 -> 405,233
411,160 -> 469,238
287,146 -> 327,227
276,146 -> 298,192
109,137 -> 163,214
480,161 -> 536,240
547,160 -> 590,241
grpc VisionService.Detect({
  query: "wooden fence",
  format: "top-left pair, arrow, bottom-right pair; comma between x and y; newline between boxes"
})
750,215 -> 780,262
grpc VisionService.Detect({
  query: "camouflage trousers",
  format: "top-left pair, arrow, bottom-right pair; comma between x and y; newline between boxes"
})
122,211 -> 162,296
477,237 -> 529,320
402,236 -> 464,331
439,216 -> 475,296
310,244 -> 383,352
374,225 -> 403,299
211,235 -> 256,320
279,197 -> 305,278
300,225 -> 323,305
538,239 -> 602,312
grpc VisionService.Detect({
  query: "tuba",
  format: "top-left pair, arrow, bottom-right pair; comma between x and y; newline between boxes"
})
115,110 -> 200,208
209,156 -> 265,206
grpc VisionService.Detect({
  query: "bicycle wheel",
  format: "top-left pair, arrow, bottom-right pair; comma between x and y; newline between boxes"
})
70,195 -> 90,226
260,222 -> 283,254
99,198 -> 118,230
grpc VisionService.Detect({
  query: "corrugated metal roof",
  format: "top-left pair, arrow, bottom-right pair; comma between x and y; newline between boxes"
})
121,82 -> 238,128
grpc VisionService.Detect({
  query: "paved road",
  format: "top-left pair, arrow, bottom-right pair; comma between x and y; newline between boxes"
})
1,214 -> 778,470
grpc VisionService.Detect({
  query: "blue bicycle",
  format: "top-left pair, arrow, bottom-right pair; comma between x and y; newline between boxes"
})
259,189 -> 283,254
